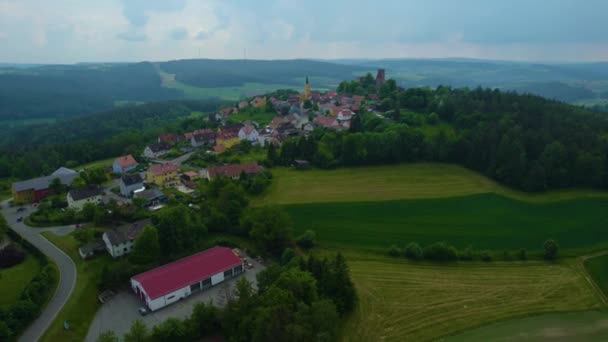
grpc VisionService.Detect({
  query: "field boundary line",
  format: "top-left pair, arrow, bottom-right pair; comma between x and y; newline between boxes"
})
577,250 -> 608,306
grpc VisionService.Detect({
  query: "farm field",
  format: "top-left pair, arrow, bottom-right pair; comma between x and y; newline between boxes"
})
40,231 -> 111,342
584,253 -> 608,297
444,310 -> 608,341
259,163 -> 608,205
0,255 -> 40,306
285,193 -> 608,255
340,252 -> 602,342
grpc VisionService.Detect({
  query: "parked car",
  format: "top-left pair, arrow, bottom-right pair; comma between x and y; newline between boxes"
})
138,307 -> 149,316
16,216 -> 23,222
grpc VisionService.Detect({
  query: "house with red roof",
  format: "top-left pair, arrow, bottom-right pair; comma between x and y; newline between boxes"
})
238,125 -> 259,143
113,155 -> 138,174
146,163 -> 179,187
131,246 -> 243,311
204,162 -> 262,180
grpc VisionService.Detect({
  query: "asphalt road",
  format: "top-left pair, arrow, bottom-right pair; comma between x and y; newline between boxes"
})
1,200 -> 77,342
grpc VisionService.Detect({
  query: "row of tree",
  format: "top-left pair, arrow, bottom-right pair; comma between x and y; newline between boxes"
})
387,239 -> 560,262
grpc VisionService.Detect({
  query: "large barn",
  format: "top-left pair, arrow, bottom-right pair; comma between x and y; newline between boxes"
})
130,246 -> 243,311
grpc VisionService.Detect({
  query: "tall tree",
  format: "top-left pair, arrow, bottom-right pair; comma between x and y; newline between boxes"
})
130,225 -> 160,265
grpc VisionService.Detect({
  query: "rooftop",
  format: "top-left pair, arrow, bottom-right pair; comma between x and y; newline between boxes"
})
121,173 -> 143,186
115,155 -> 138,169
149,163 -> 178,176
104,219 -> 151,246
68,186 -> 102,201
132,246 -> 242,300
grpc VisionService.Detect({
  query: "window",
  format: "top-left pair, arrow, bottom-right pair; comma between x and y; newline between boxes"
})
167,295 -> 175,300
224,269 -> 233,278
202,278 -> 211,288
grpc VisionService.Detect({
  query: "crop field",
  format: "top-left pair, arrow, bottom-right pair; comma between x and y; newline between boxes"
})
285,193 -> 608,254
444,310 -> 608,341
340,252 -> 602,342
259,163 -> 608,205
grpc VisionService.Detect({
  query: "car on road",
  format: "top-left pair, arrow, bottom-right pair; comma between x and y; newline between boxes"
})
16,216 -> 23,222
138,307 -> 149,316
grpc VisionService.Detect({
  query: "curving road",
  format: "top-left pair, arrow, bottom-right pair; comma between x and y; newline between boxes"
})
1,200 -> 77,342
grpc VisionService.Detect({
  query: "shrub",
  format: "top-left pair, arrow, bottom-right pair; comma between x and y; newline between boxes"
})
404,242 -> 423,260
543,239 -> 559,260
517,248 -> 528,261
480,251 -> 492,262
459,246 -> 474,261
422,242 -> 458,261
0,244 -> 26,268
388,244 -> 401,257
296,230 -> 316,249
503,250 -> 511,261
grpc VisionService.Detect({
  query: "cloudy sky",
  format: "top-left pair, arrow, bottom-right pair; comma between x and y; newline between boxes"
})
0,0 -> 607,64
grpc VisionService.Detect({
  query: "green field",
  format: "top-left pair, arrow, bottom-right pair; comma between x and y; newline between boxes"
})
228,111 -> 275,125
444,311 -> 608,341
0,255 -> 40,306
41,231 -> 111,342
341,252 -> 602,342
75,158 -> 114,171
585,253 -> 608,298
259,164 -> 608,205
285,193 -> 608,255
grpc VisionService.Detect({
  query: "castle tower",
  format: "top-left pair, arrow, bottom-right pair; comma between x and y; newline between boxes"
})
302,75 -> 311,100
375,69 -> 385,85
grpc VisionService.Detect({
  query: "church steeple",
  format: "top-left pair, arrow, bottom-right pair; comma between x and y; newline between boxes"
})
302,75 -> 311,100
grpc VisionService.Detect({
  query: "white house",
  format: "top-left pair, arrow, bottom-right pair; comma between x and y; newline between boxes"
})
67,186 -> 102,210
238,125 -> 259,143
130,246 -> 243,311
143,143 -> 170,159
102,220 -> 150,258
119,174 -> 144,198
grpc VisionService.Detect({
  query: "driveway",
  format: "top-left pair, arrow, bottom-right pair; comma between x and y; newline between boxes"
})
150,151 -> 195,166
85,258 -> 265,341
1,200 -> 77,342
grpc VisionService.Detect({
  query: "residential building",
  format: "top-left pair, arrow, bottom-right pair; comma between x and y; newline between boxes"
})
190,129 -> 215,148
216,124 -> 242,150
143,143 -> 171,159
103,219 -> 151,258
130,246 -> 243,311
133,188 -> 167,207
251,96 -> 267,108
204,162 -> 262,181
181,171 -> 199,182
146,163 -> 179,187
78,240 -> 106,259
67,186 -> 102,210
238,101 -> 248,109
113,155 -> 138,174
119,174 -> 144,198
238,125 -> 259,143
12,167 -> 78,203
158,133 -> 178,145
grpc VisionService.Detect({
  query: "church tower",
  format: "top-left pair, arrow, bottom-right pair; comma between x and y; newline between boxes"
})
302,75 -> 311,100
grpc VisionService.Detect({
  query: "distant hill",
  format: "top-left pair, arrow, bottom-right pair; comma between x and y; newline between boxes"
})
333,59 -> 608,103
1,58 -> 607,123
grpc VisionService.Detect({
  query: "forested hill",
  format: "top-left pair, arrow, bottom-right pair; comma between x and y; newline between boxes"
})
0,99 -> 227,178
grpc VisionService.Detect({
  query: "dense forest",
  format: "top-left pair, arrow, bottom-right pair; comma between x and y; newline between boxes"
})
274,85 -> 608,191
0,100 -> 227,178
0,62 -> 180,120
159,59 -> 367,88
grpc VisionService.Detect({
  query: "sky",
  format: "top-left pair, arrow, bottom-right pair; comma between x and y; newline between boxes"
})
0,0 -> 607,64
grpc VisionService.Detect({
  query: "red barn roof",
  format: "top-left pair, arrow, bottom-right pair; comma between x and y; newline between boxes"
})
132,246 -> 241,300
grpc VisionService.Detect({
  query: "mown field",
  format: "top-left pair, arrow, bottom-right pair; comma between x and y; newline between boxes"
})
41,231 -> 111,342
259,163 -> 608,205
341,252 -> 602,342
0,254 -> 40,306
444,310 -> 608,341
285,193 -> 608,255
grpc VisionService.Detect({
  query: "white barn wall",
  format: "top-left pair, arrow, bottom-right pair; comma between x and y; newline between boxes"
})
211,272 -> 224,286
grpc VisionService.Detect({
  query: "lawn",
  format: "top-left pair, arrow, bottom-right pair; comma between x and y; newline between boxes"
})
444,311 -> 608,341
285,193 -> 608,255
340,252 -> 602,342
258,163 -> 608,205
228,111 -> 275,126
76,158 -> 115,171
585,253 -> 608,298
0,255 -> 40,306
40,231 -> 112,342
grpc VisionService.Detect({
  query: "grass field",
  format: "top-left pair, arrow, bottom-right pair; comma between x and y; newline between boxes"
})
0,255 -> 40,306
40,231 -> 111,342
258,163 -> 608,205
585,254 -> 608,297
75,158 -> 114,171
228,111 -> 275,125
340,252 -> 603,342
285,193 -> 608,255
444,311 -> 608,341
